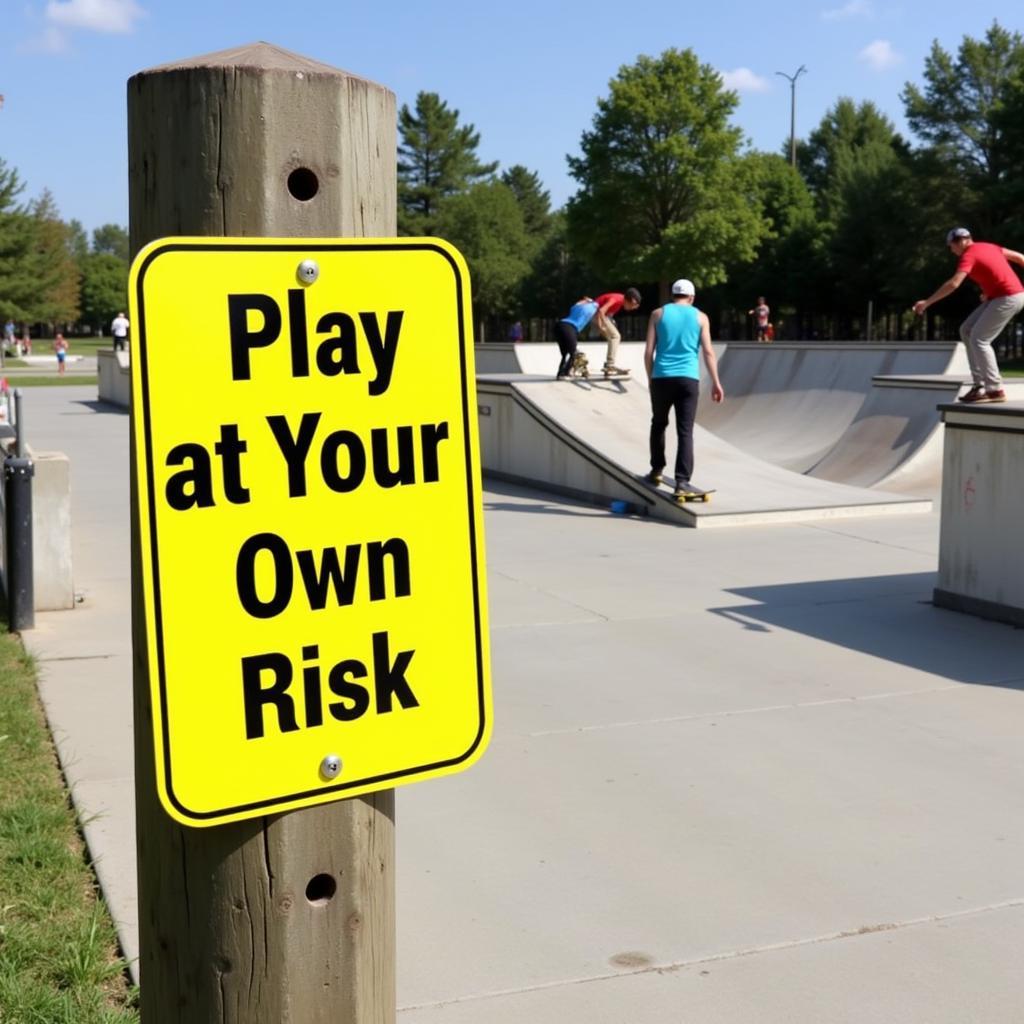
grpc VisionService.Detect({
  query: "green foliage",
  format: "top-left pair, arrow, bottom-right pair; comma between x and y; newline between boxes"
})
67,219 -> 90,262
902,22 -> 1024,189
398,91 -> 498,235
435,181 -> 531,322
91,224 -> 129,262
0,159 -> 38,322
29,190 -> 81,324
712,153 -> 823,315
500,165 -> 552,239
79,253 -> 128,330
566,48 -> 767,294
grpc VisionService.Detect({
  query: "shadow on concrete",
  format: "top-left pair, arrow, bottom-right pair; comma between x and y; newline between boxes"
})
68,399 -> 128,416
711,572 -> 1024,689
483,498 -> 616,519
482,477 -> 615,519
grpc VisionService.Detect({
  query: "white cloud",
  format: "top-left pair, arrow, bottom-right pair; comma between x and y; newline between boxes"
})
720,68 -> 771,94
822,0 -> 872,20
859,39 -> 903,71
45,0 -> 144,34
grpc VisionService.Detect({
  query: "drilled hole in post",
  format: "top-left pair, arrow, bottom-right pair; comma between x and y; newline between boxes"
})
287,167 -> 319,202
305,873 -> 337,906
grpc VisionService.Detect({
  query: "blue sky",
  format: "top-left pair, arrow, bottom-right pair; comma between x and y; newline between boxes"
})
1,0 -> 1021,235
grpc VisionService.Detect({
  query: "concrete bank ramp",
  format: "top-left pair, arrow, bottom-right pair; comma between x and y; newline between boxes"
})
697,343 -> 968,472
477,374 -> 930,528
475,341 -> 655,378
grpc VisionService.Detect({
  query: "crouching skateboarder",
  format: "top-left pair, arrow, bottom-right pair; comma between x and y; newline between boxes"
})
913,227 -> 1024,403
643,278 -> 724,502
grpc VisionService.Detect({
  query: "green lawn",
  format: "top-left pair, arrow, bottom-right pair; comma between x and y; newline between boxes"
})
3,377 -> 99,388
0,627 -> 138,1023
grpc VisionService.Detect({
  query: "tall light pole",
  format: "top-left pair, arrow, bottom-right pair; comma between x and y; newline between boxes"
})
775,65 -> 807,168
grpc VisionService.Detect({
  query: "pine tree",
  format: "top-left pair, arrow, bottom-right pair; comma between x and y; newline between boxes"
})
0,159 -> 38,321
28,189 -> 81,324
397,92 -> 497,234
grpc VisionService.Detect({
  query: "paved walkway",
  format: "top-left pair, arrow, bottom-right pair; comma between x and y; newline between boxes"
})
22,385 -> 1024,1022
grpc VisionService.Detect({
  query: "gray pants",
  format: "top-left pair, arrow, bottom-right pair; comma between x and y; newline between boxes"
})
598,318 -> 621,366
960,293 -> 1024,389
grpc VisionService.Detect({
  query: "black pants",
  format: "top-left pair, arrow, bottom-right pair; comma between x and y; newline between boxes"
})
553,321 -> 578,376
649,376 -> 700,486
113,336 -> 126,351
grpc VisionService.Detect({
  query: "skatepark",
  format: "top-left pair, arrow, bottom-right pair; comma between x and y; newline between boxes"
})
22,338 -> 1024,1021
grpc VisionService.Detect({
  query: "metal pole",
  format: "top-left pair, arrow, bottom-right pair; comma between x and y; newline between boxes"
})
866,300 -> 874,342
775,66 -> 807,168
14,388 -> 25,457
5,389 -> 34,631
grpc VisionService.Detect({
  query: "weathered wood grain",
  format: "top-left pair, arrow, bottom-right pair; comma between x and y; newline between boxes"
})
128,42 -> 397,1023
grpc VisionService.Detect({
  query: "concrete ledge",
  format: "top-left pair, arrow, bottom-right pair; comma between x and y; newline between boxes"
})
933,587 -> 1024,628
97,349 -> 130,408
935,401 -> 1024,625
32,451 -> 74,610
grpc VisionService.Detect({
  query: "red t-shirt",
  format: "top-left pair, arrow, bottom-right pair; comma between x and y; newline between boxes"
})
595,292 -> 625,316
957,242 -> 1024,298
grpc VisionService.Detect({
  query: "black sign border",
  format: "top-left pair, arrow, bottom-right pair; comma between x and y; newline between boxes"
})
134,240 -> 487,823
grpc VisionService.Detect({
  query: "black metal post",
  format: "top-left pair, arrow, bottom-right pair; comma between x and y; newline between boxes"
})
5,453 -> 34,631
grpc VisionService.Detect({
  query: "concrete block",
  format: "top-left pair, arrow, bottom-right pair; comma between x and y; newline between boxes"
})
97,349 -> 130,408
31,450 -> 74,610
935,402 -> 1024,625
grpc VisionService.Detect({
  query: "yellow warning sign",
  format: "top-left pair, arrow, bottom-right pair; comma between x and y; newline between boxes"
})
130,238 -> 491,827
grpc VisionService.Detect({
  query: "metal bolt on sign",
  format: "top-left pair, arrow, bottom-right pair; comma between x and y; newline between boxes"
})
297,259 -> 319,285
320,754 -> 342,780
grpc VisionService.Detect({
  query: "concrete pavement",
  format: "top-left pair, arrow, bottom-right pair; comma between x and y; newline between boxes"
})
20,384 -> 1024,1021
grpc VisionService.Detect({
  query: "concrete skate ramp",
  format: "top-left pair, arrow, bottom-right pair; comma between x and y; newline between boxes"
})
698,343 -> 968,473
475,341 -> 656,378
476,374 -> 930,528
808,374 -> 1024,493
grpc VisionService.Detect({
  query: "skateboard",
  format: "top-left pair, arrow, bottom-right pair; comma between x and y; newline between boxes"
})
637,473 -> 715,504
673,485 -> 715,505
570,351 -> 590,378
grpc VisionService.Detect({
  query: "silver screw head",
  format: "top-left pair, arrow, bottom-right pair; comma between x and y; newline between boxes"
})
297,259 -> 319,285
320,754 -> 342,780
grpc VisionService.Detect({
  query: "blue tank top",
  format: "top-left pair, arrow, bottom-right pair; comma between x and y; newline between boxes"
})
560,300 -> 598,332
652,303 -> 701,379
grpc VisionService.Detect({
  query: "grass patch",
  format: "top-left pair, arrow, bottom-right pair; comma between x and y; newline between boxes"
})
2,377 -> 98,388
0,625 -> 138,1022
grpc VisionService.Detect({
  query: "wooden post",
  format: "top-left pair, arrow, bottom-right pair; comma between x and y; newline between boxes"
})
128,43 -> 396,1023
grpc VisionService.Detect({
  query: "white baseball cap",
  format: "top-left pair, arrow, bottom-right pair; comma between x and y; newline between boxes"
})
671,278 -> 695,296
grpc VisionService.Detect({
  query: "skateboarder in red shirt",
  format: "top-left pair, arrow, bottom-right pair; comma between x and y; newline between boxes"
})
594,287 -> 641,376
913,228 -> 1024,403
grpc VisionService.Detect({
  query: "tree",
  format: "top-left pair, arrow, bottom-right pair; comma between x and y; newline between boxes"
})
992,68 -> 1024,238
0,159 -> 37,321
397,92 -> 498,235
27,190 -> 80,324
566,49 -> 766,297
434,181 -> 531,327
67,219 -> 90,262
516,211 -> 595,318
79,253 -> 128,332
711,153 -> 823,323
796,99 -> 906,216
500,165 -> 552,239
92,223 -> 130,261
902,22 -> 1024,193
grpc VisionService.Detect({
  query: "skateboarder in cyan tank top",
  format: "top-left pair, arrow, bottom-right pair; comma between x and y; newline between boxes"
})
643,278 -> 724,500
